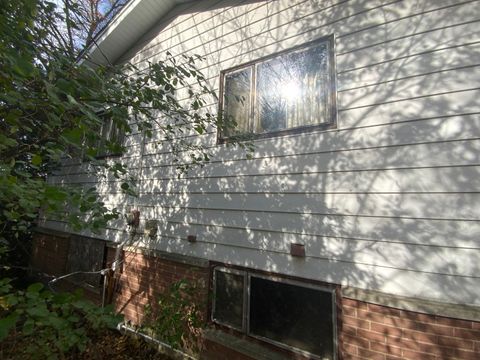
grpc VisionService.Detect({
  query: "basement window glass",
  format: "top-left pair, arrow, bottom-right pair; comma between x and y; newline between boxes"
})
220,35 -> 336,140
212,268 -> 336,359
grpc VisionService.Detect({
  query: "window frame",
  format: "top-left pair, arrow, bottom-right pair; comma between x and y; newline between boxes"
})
211,266 -> 338,360
212,267 -> 248,331
217,34 -> 337,143
93,110 -> 126,159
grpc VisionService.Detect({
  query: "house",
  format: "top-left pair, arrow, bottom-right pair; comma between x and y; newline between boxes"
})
32,0 -> 480,359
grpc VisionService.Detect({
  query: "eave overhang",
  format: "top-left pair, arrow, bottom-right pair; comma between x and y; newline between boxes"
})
81,0 -> 191,66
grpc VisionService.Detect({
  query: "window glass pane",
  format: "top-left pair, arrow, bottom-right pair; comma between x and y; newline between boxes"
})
213,269 -> 245,329
96,112 -> 124,156
223,67 -> 251,136
249,276 -> 335,359
256,42 -> 330,133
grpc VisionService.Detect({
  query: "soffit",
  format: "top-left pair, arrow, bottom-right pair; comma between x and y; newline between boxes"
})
82,0 -> 189,66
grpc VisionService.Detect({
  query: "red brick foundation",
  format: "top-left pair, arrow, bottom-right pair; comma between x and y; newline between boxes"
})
31,231 -> 480,360
340,298 -> 480,360
107,247 -> 210,325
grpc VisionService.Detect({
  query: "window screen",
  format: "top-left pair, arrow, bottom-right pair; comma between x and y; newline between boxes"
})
212,268 -> 336,359
223,67 -> 252,137
256,42 -> 331,133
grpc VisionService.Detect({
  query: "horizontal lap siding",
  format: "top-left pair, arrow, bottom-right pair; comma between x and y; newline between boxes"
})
51,113 -> 480,178
47,0 -> 480,305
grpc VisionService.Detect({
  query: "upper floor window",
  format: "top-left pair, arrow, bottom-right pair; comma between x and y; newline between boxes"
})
94,111 -> 125,158
219,35 -> 336,141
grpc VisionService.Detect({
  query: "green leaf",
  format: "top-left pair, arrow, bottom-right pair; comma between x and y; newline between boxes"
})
0,313 -> 18,341
12,56 -> 35,77
31,154 -> 42,166
66,94 -> 78,104
22,318 -> 35,336
5,109 -> 22,125
5,293 -> 19,306
62,128 -> 83,145
0,134 -> 18,148
27,282 -> 44,293
44,186 -> 68,202
26,305 -> 50,318
0,278 -> 12,294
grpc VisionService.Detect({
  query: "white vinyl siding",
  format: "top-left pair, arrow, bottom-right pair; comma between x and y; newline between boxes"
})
45,0 -> 480,306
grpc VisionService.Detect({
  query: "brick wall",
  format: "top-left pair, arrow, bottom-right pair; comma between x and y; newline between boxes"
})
340,298 -> 480,360
107,247 -> 210,325
31,231 -> 103,303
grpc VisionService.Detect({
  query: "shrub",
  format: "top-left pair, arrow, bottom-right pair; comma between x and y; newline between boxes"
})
0,278 -> 122,359
142,279 -> 205,357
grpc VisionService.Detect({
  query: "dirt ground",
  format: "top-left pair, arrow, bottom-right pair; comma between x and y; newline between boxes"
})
1,329 -> 174,360
75,330 -> 173,360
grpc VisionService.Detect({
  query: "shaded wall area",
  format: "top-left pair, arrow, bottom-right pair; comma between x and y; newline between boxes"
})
31,229 -> 104,303
108,247 -> 210,325
341,298 -> 480,360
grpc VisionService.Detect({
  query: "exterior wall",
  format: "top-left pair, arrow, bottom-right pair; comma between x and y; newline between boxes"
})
105,246 -> 480,359
44,0 -> 480,308
32,230 -> 480,359
31,231 -> 103,303
108,247 -> 210,324
340,298 -> 480,360
31,231 -> 70,277
203,294 -> 480,360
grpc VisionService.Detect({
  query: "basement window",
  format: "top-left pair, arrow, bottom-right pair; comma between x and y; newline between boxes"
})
219,35 -> 336,141
212,268 -> 246,330
212,267 -> 336,359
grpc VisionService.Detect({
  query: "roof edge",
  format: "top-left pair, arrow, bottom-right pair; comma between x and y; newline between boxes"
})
80,0 -> 192,66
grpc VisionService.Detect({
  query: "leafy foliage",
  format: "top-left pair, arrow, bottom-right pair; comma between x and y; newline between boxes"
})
0,1 -> 246,355
0,279 -> 122,359
0,0 -> 244,257
142,280 -> 205,356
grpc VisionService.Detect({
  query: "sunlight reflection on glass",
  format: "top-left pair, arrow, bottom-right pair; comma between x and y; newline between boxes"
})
280,80 -> 302,103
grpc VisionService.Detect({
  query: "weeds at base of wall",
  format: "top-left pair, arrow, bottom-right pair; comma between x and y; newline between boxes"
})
140,279 -> 206,358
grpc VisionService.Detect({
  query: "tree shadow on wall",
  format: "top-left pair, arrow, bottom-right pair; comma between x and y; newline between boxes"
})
110,0 -> 480,347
